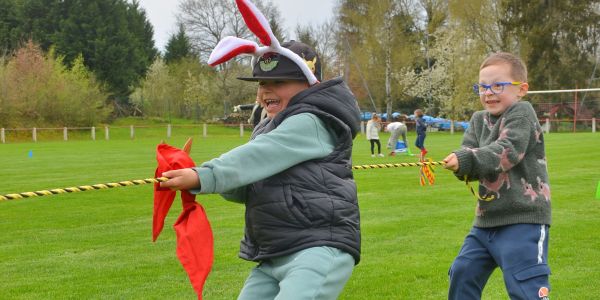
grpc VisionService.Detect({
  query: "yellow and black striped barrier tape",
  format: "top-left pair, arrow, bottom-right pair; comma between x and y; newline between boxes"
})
0,177 -> 169,202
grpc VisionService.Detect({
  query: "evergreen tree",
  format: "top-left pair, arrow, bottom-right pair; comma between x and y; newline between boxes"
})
0,0 -> 20,54
52,0 -> 157,105
164,24 -> 194,64
19,0 -> 62,51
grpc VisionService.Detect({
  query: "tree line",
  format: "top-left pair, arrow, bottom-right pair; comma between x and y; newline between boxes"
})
172,0 -> 600,120
1,0 -> 599,128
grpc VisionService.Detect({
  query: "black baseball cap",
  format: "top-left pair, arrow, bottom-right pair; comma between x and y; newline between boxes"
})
237,40 -> 322,82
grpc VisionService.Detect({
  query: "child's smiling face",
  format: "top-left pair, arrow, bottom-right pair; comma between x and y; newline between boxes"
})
257,80 -> 309,118
478,63 -> 528,116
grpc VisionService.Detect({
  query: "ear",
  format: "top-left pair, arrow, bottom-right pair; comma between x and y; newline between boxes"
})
518,82 -> 529,97
235,0 -> 277,47
208,37 -> 259,66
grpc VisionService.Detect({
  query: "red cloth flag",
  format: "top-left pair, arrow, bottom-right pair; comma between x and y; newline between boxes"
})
153,143 -> 213,299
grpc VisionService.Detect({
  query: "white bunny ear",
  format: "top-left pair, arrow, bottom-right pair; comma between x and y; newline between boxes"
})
208,36 -> 259,67
235,0 -> 278,47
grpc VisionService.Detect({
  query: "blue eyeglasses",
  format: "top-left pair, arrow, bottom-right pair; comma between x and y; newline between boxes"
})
473,82 -> 522,95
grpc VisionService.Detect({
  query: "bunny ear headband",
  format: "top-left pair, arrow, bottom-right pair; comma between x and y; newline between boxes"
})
207,0 -> 320,85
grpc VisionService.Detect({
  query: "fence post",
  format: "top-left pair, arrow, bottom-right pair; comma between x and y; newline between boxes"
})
167,124 -> 172,138
91,127 -> 96,140
593,118 -> 596,133
130,125 -> 134,140
450,120 -> 455,135
105,126 -> 109,140
63,127 -> 68,141
33,127 -> 37,142
240,123 -> 244,137
1,128 -> 4,143
360,121 -> 365,135
203,123 -> 207,138
544,118 -> 550,134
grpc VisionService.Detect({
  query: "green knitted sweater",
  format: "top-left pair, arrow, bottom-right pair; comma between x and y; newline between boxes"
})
454,101 -> 551,227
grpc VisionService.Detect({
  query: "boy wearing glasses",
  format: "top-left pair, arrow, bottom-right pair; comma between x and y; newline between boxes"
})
443,52 -> 551,300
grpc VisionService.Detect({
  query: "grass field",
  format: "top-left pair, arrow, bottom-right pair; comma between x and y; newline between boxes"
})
1,127 -> 599,299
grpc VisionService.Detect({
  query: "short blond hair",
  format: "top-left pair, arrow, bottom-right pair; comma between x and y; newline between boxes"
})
480,52 -> 528,82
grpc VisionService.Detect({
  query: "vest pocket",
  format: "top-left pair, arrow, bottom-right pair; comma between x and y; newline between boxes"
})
283,184 -> 312,227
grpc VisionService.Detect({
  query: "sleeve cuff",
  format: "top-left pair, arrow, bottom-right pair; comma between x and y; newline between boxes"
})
453,149 -> 473,177
190,167 -> 216,194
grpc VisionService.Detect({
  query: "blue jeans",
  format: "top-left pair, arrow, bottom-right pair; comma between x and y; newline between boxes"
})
448,224 -> 551,300
415,133 -> 426,150
237,246 -> 355,300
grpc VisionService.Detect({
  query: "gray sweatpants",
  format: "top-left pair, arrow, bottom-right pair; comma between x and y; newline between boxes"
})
387,125 -> 408,149
237,246 -> 355,300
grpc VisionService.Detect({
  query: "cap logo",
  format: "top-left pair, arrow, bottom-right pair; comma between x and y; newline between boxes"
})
304,56 -> 317,73
259,54 -> 279,72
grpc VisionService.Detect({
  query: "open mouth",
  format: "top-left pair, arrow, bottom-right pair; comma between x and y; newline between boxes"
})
264,99 -> 281,109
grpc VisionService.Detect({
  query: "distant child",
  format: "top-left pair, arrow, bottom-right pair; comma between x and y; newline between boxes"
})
161,37 -> 361,299
385,121 -> 408,156
366,113 -> 384,157
442,52 -> 551,300
414,109 -> 427,157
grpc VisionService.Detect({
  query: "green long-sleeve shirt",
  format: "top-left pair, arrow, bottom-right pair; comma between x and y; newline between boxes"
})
192,113 -> 336,202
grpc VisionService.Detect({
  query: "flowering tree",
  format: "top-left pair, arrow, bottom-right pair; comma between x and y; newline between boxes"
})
399,28 -> 482,119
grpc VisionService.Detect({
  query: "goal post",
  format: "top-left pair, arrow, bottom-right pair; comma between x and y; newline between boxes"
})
527,88 -> 600,133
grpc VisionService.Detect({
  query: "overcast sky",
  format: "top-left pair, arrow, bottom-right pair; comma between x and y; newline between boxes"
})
137,0 -> 337,52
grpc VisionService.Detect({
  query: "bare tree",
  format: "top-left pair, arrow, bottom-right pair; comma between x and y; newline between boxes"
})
178,0 -> 246,61
313,20 -> 340,78
177,0 -> 283,61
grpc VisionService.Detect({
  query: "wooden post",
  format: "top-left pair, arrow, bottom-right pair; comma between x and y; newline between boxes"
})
544,118 -> 550,134
203,123 -> 207,138
593,118 -> 596,133
130,125 -> 134,140
91,127 -> 96,140
167,124 -> 172,138
360,121 -> 365,135
105,126 -> 110,140
450,120 -> 455,135
240,123 -> 244,137
63,127 -> 68,141
1,128 -> 4,143
33,127 -> 37,142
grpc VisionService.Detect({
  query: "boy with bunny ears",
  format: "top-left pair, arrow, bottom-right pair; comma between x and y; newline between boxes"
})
160,1 -> 362,299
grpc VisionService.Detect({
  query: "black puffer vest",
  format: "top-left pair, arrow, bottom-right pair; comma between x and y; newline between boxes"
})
239,77 -> 362,264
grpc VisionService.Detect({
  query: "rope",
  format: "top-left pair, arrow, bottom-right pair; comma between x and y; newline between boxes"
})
464,176 -> 495,202
1,161 -> 489,202
352,161 -> 445,169
0,177 -> 168,202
